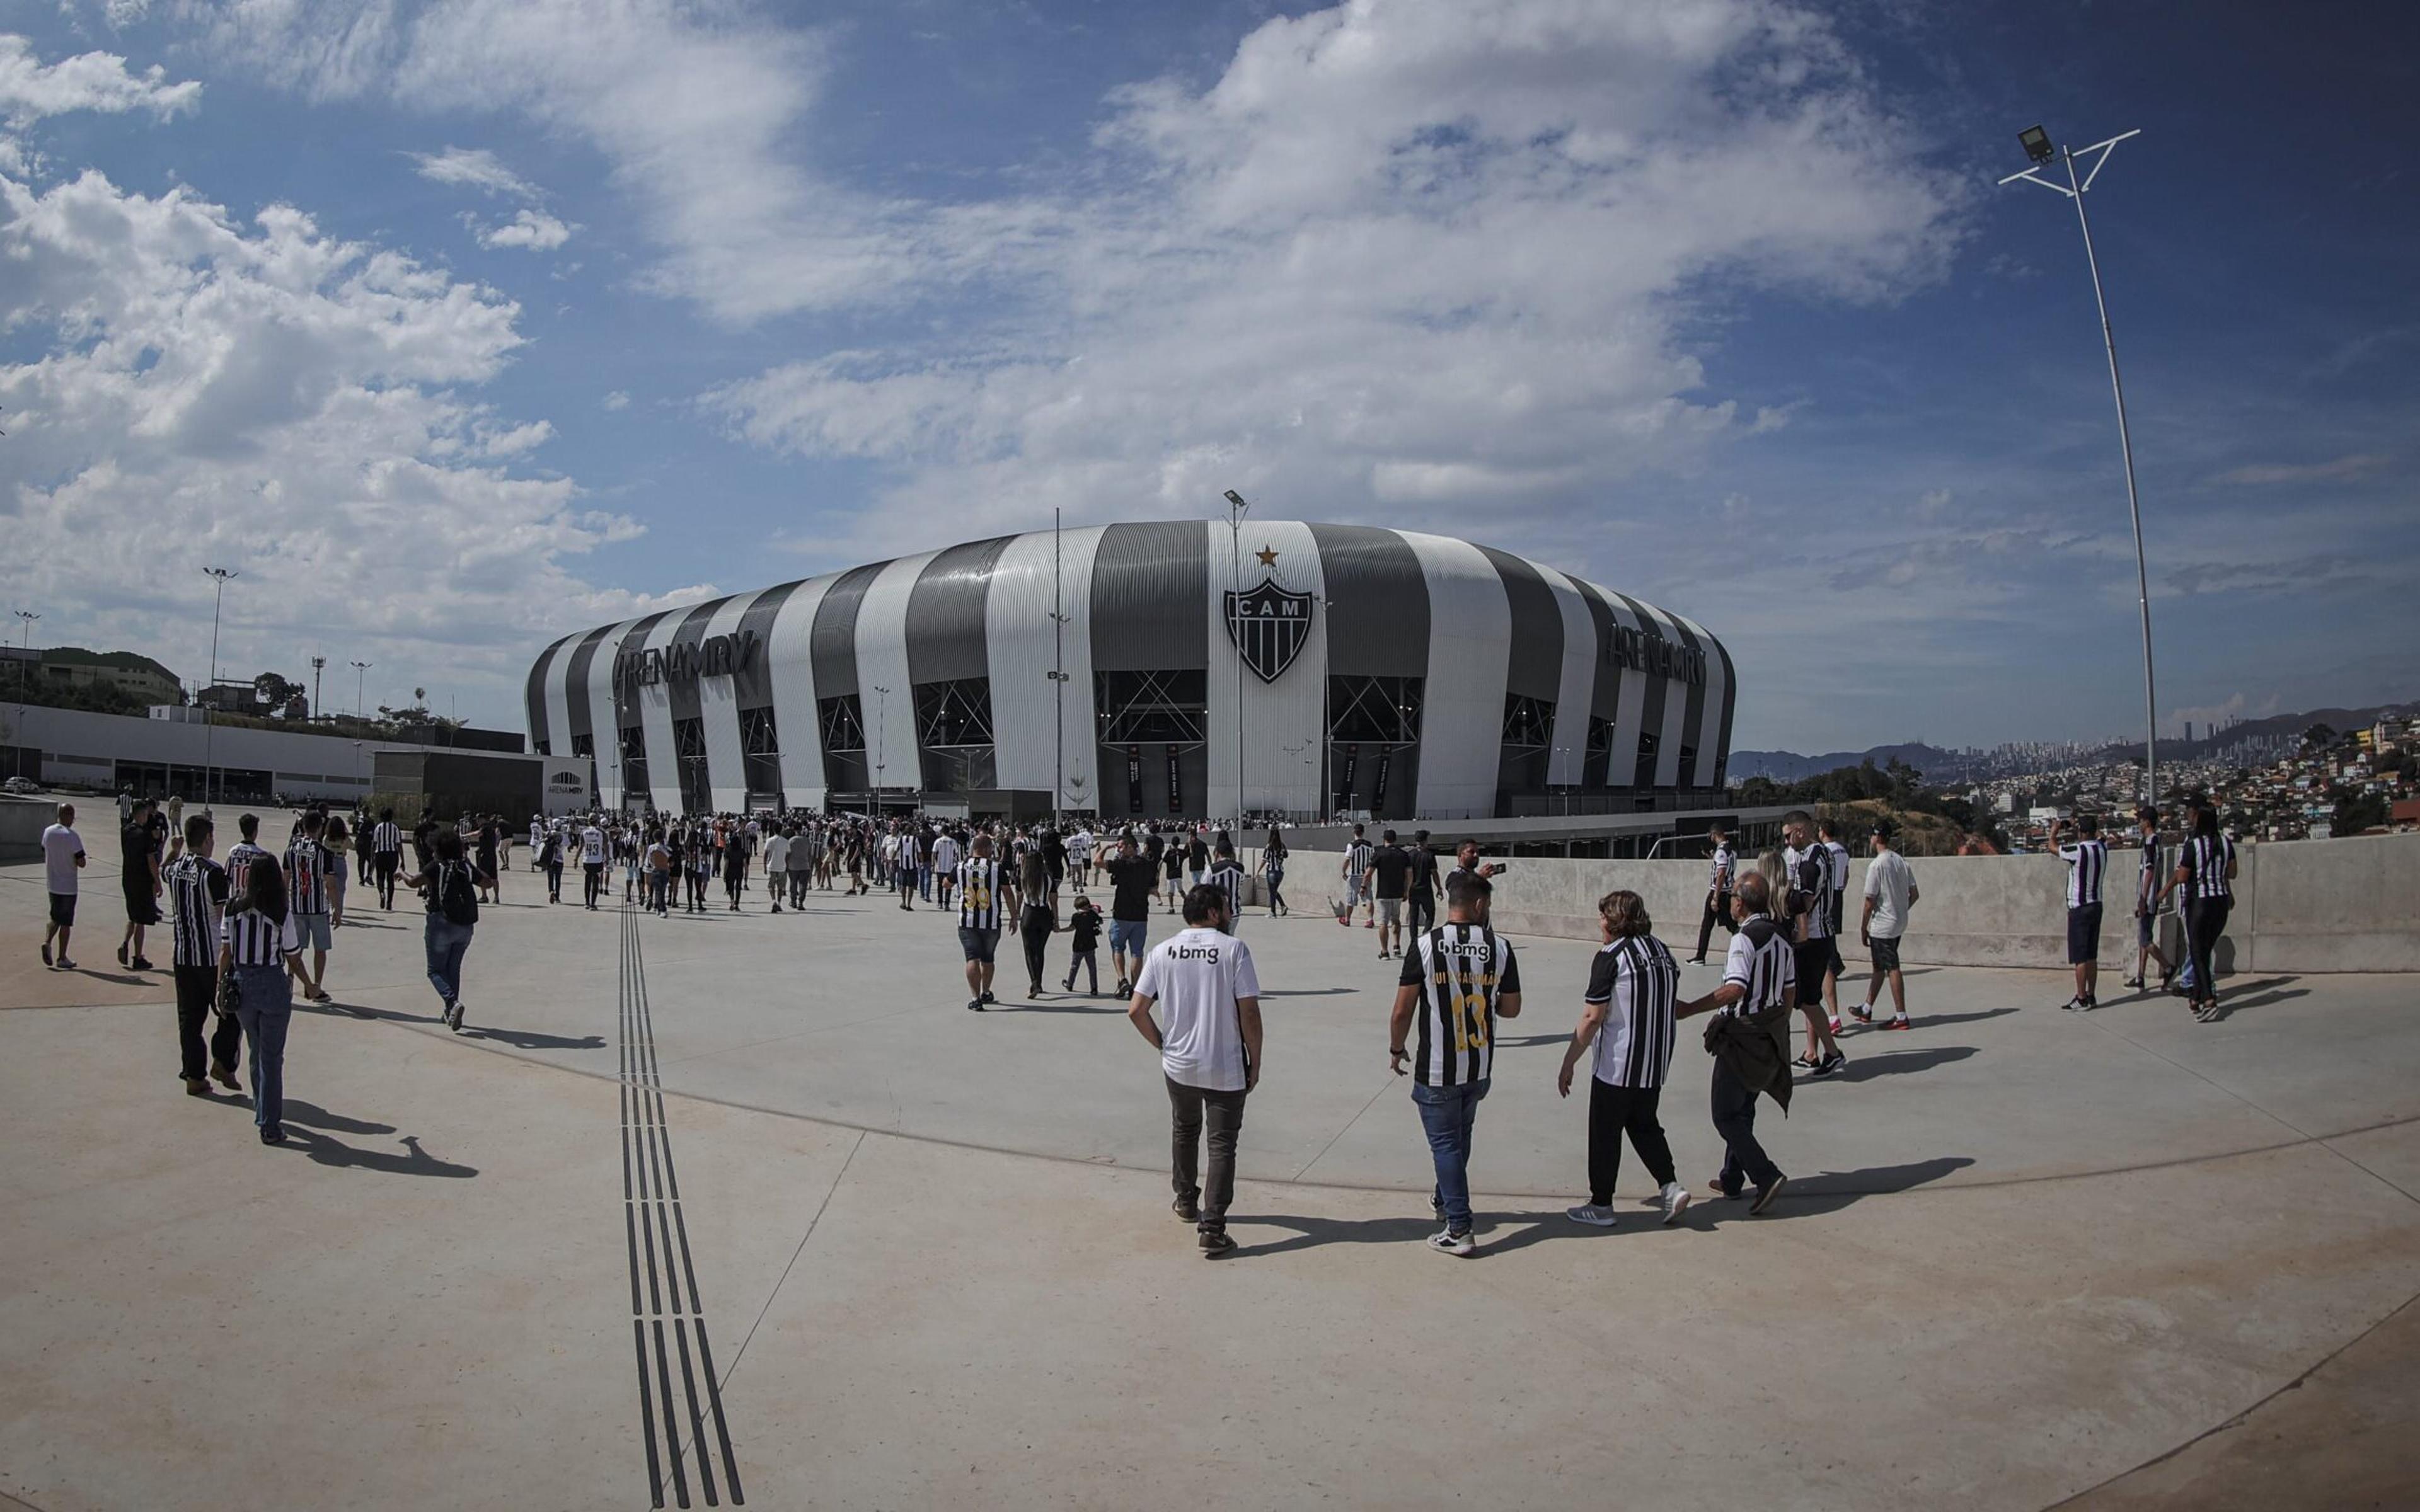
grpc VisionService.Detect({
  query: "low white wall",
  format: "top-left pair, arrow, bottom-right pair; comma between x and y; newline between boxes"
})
1250,832 -> 2420,975
0,796 -> 55,862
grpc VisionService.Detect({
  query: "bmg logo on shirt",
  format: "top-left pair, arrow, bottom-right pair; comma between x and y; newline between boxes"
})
1169,944 -> 1222,963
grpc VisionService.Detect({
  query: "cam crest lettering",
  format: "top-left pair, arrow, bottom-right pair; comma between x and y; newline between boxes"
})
1223,575 -> 1315,684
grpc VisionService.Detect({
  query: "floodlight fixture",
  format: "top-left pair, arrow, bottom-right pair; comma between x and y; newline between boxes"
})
2019,124 -> 2054,164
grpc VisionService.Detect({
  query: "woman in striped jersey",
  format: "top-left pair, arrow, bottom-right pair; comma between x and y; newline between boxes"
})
1557,891 -> 1691,1228
165,813 -> 243,1097
217,850 -> 303,1144
2160,803 -> 2238,1023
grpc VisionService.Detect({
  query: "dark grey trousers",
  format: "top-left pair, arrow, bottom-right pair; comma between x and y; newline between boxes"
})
1710,1058 -> 1782,1193
1167,1076 -> 1247,1230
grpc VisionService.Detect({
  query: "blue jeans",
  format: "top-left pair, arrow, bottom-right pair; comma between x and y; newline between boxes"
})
1410,1078 -> 1490,1232
918,864 -> 933,900
424,914 -> 474,1007
233,964 -> 293,1131
1109,918 -> 1147,961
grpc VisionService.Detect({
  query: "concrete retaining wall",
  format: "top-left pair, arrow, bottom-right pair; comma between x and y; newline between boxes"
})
1,796 -> 56,863
1248,832 -> 2420,974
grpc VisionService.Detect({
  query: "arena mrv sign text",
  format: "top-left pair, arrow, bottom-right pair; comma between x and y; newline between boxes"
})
614,629 -> 760,690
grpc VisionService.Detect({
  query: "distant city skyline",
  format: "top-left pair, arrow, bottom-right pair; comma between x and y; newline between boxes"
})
3,1 -> 2414,753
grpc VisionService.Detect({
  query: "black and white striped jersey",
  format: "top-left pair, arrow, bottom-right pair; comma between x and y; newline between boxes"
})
1583,934 -> 1678,1089
1720,916 -> 1795,1016
957,859 -> 1005,929
371,821 -> 402,855
1397,922 -> 1521,1086
164,854 -> 229,968
1786,846 -> 1835,941
2180,833 -> 2235,902
1708,844 -> 1735,891
225,841 -> 270,898
1207,859 -> 1247,914
220,905 -> 301,966
285,840 -> 329,917
2059,838 -> 2108,908
2137,839 -> 2165,910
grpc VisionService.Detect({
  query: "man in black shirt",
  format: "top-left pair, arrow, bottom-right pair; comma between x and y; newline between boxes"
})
1405,830 -> 1441,935
1366,829 -> 1415,959
1102,835 -> 1158,996
118,798 -> 163,971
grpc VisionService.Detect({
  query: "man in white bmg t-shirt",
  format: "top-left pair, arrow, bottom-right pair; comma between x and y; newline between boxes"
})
1127,883 -> 1263,1256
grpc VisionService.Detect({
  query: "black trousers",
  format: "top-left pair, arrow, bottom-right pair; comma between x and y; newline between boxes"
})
374,851 -> 401,908
1693,891 -> 1734,959
1710,1058 -> 1782,1193
1587,1079 -> 1676,1205
174,963 -> 242,1082
1064,949 -> 1098,992
2186,896 -> 2230,1003
1167,1076 -> 1247,1229
582,862 -> 604,907
1019,907 -> 1053,987
1406,892 -> 1434,932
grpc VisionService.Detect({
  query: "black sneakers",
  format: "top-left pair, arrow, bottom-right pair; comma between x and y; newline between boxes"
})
1172,1196 -> 1200,1223
1750,1174 -> 1787,1215
1197,1228 -> 1235,1256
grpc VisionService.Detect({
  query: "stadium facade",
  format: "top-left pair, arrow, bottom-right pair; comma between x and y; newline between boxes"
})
523,521 -> 1734,822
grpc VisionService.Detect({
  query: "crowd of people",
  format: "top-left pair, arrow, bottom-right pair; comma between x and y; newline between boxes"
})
30,782 -> 2245,1247
35,794 -> 509,1146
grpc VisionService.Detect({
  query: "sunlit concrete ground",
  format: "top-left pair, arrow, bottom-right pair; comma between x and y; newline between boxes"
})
2,842 -> 2415,1511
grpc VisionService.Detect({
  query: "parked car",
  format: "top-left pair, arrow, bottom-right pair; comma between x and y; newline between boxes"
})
2,776 -> 40,795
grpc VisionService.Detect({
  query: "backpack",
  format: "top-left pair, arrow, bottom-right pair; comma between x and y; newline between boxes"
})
439,860 -> 480,927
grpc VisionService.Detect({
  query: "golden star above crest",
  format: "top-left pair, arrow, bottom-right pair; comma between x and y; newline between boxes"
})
1254,544 -> 1279,567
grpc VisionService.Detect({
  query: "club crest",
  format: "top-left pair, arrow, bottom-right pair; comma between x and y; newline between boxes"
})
1224,576 -> 1315,683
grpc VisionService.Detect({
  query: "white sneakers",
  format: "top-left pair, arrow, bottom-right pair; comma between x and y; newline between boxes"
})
1565,1184 -> 1691,1228
1427,1228 -> 1477,1257
1660,1181 -> 1692,1225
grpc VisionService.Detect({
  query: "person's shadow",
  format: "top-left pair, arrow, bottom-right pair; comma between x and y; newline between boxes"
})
1881,1005 -> 2017,1029
2202,976 -> 2307,1018
1807,1045 -> 1977,1084
988,1000 -> 1127,1016
267,1101 -> 478,1177
290,995 -> 604,1051
1223,1157 -> 1974,1257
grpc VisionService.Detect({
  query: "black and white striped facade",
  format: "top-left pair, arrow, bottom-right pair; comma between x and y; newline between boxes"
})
524,522 -> 1735,822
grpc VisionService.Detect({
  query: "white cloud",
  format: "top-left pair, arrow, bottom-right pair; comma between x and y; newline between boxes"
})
410,144 -> 538,199
0,33 -> 201,128
185,0 -> 893,324
0,161 -> 696,714
704,0 -> 1964,563
2208,453 -> 2387,487
470,207 -> 573,250
600,390 -> 630,411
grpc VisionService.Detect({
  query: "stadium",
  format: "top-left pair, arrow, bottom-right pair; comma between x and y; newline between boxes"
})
523,520 -> 1734,822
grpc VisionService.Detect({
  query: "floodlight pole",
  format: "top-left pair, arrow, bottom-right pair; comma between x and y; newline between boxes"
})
10,610 -> 35,699
1050,507 -> 1066,825
351,660 -> 371,719
2000,127 -> 2158,810
1223,489 -> 1250,827
872,684 -> 890,808
201,568 -> 238,810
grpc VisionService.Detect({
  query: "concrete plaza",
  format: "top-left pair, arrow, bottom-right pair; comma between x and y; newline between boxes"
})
3,847 -> 2416,1510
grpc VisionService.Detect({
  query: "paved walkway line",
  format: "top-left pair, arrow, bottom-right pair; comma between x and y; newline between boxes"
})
619,902 -> 744,1509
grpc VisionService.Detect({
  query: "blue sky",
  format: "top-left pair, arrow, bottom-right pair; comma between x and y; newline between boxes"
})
1,0 -> 2412,753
